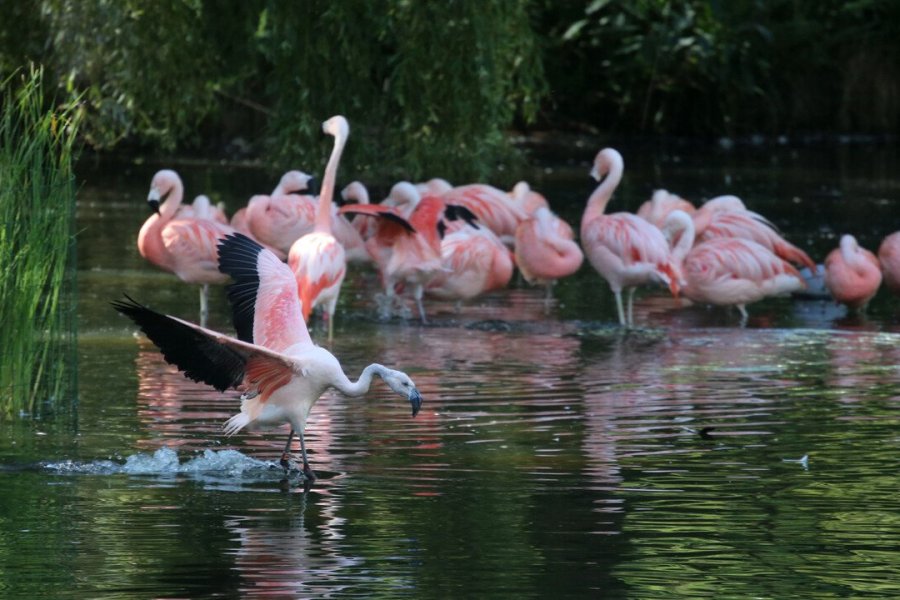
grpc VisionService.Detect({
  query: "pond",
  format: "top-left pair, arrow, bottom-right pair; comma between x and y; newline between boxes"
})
1,137 -> 899,598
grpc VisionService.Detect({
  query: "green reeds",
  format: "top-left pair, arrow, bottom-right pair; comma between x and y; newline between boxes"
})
0,67 -> 81,418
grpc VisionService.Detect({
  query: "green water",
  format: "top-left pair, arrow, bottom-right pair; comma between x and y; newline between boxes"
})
0,140 -> 898,598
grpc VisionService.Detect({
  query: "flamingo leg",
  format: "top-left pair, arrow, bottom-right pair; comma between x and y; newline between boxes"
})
298,430 -> 316,482
199,284 -> 209,328
280,429 -> 295,475
414,284 -> 428,324
737,304 -> 749,326
626,288 -> 636,327
614,291 -> 626,326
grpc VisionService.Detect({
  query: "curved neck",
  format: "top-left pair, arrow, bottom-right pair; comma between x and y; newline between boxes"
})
583,149 -> 624,224
316,120 -> 349,233
159,179 -> 184,222
663,210 -> 696,264
840,236 -> 868,270
333,363 -> 388,397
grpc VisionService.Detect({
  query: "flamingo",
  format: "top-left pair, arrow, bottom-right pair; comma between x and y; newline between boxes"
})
177,194 -> 229,224
137,169 -> 234,326
113,232 -> 422,482
691,203 -> 818,273
514,207 -> 584,301
288,116 -> 350,341
341,191 -> 475,322
341,180 -> 378,242
439,183 -> 528,245
509,181 -> 550,216
824,234 -> 882,311
636,189 -> 696,228
580,148 -> 680,327
664,210 -> 806,323
425,219 -> 515,304
879,231 -> 900,295
244,171 -> 318,255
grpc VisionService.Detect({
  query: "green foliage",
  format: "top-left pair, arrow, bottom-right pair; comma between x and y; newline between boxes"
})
260,0 -> 545,182
0,67 -> 80,418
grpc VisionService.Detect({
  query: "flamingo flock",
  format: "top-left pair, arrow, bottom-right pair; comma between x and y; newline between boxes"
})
125,125 -> 899,483
136,136 -> 898,332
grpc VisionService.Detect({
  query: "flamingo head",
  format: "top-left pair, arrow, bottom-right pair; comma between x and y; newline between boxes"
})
381,368 -> 423,417
275,170 -> 317,196
590,148 -> 624,182
322,115 -> 349,141
147,169 -> 181,214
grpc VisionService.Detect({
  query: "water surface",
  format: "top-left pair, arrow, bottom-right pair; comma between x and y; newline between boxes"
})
1,139 -> 899,598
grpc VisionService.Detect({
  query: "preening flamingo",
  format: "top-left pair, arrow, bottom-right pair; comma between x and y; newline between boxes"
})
439,183 -> 528,245
580,148 -> 680,327
636,189 -> 696,228
137,169 -> 234,326
664,210 -> 806,323
113,232 -> 423,483
824,234 -> 882,311
514,207 -> 584,301
510,181 -> 550,216
691,204 -> 818,273
244,171 -> 318,255
878,231 -> 900,295
288,116 -> 350,341
426,218 -> 514,304
341,193 -> 475,322
177,194 -> 228,224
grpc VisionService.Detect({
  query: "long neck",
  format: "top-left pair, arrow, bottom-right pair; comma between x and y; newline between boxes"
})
333,363 -> 388,397
316,125 -> 349,233
663,210 -> 696,264
159,179 -> 184,223
583,150 -> 624,225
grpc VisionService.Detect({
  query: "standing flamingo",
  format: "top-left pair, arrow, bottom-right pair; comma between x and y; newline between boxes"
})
113,232 -> 422,482
878,231 -> 900,296
439,183 -> 528,245
664,210 -> 806,323
514,207 -> 584,302
137,169 -> 234,326
824,234 -> 882,311
288,116 -> 350,341
580,148 -> 680,327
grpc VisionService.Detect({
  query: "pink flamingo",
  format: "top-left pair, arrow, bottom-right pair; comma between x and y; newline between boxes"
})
137,169 -> 234,326
439,183 -> 528,245
244,171 -> 318,255
580,148 -> 680,327
341,180 -> 379,242
824,234 -> 882,311
114,232 -> 422,483
178,194 -> 228,224
636,189 -> 696,228
664,210 -> 806,323
510,181 -> 550,216
692,204 -> 818,273
426,219 -> 515,305
879,231 -> 900,295
341,193 -> 466,322
514,207 -> 584,301
288,116 -> 350,341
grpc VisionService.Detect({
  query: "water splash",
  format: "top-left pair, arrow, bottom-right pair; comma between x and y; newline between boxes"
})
44,447 -> 275,476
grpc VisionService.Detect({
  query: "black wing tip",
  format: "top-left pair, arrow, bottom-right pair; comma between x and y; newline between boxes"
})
444,204 -> 480,229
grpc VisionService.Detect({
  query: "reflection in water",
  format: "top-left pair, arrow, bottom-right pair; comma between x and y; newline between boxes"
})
5,151 -> 898,598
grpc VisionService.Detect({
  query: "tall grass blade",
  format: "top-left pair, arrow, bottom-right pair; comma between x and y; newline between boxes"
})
0,66 -> 81,419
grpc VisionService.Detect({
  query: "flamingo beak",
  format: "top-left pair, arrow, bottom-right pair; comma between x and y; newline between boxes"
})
147,188 -> 162,214
306,176 -> 320,196
408,388 -> 423,417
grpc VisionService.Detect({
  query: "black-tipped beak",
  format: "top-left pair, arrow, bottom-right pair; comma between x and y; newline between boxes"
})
306,176 -> 320,196
409,389 -> 422,417
147,198 -> 160,214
